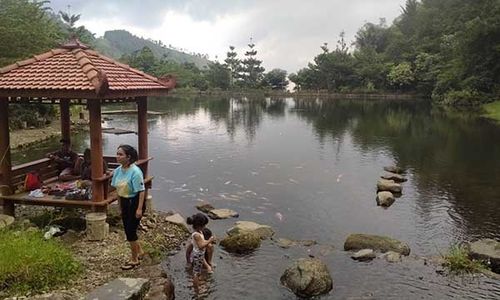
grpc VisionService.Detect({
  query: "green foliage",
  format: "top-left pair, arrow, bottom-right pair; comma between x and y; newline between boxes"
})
225,45 -> 242,87
442,89 -> 484,106
0,0 -> 64,66
0,229 -> 82,297
387,62 -> 415,89
443,244 -> 485,274
482,101 -> 500,121
9,104 -> 55,129
206,62 -> 231,90
241,42 -> 265,88
262,68 -> 288,90
295,0 -> 499,104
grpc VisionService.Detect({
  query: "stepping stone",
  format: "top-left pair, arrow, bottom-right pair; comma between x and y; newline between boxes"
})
383,166 -> 404,174
377,191 -> 395,207
383,251 -> 402,263
377,179 -> 402,194
381,172 -> 407,182
208,208 -> 239,219
196,202 -> 214,213
227,220 -> 274,239
85,277 -> 150,300
351,249 -> 376,261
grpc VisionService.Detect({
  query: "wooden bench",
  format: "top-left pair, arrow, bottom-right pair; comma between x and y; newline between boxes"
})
0,156 -> 154,216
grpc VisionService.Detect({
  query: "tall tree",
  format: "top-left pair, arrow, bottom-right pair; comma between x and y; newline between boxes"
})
224,46 -> 241,87
241,41 -> 265,88
263,69 -> 288,90
0,0 -> 63,66
206,62 -> 230,90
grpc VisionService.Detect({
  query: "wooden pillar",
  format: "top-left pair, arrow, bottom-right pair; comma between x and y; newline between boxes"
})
137,96 -> 148,176
60,99 -> 71,142
0,97 -> 14,216
88,100 -> 104,204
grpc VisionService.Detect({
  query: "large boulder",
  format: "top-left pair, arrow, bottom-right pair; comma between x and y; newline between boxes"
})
381,172 -> 407,183
220,231 -> 261,253
280,258 -> 333,298
376,191 -> 395,207
469,239 -> 500,273
208,208 -> 239,219
227,221 -> 274,239
0,214 -> 14,229
377,179 -> 402,194
344,234 -> 410,256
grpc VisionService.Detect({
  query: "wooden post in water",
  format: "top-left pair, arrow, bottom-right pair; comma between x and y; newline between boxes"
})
88,100 -> 104,206
0,97 -> 14,215
137,96 -> 149,209
137,96 -> 148,176
60,99 -> 71,143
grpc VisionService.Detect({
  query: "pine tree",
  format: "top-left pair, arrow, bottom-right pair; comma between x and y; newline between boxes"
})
224,45 -> 241,87
241,40 -> 265,88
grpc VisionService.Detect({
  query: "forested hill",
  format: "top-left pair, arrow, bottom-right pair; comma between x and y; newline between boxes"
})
93,30 -> 210,69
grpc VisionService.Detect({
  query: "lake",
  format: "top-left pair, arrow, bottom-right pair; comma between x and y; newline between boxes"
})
12,96 -> 500,299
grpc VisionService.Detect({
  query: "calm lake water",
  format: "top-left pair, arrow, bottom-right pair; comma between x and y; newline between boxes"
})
12,96 -> 500,299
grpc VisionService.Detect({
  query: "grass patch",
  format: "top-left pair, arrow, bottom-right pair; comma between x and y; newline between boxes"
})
482,101 -> 500,122
0,229 -> 82,297
443,244 -> 485,275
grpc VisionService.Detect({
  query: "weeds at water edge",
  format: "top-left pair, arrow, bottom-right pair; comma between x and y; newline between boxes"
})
442,244 -> 486,275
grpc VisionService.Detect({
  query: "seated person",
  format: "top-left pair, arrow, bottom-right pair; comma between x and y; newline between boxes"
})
79,148 -> 109,186
185,227 -> 215,272
46,139 -> 81,181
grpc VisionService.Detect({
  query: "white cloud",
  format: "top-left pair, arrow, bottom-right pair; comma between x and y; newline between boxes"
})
51,0 -> 407,73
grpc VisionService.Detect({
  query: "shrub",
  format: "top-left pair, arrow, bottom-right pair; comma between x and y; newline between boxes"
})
0,229 -> 82,297
441,89 -> 484,106
482,101 -> 500,122
443,244 -> 485,274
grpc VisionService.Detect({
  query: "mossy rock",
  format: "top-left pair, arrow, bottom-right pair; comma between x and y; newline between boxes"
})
344,233 -> 410,256
280,258 -> 333,298
220,231 -> 261,253
227,221 -> 274,240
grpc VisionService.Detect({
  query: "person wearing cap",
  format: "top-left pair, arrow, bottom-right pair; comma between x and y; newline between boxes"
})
46,139 -> 82,181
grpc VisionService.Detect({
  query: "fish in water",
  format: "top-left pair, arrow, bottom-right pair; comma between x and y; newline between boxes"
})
275,212 -> 284,221
336,174 -> 343,183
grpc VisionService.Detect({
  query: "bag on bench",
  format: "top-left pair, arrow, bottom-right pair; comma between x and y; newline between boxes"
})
24,171 -> 42,191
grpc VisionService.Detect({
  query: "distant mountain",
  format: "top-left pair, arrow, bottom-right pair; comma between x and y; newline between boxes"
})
93,30 -> 211,68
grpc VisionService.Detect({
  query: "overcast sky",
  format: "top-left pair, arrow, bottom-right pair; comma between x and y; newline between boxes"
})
49,0 -> 407,73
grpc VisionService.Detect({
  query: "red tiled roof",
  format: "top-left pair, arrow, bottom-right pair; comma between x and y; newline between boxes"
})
0,41 -> 175,99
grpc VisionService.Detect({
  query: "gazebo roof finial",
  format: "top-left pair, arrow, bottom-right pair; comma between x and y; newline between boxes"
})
60,36 -> 89,50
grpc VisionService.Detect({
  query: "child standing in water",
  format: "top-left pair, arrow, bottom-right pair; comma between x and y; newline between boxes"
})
187,213 -> 216,278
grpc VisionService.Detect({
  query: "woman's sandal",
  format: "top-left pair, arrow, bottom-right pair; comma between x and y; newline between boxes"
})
121,261 -> 140,270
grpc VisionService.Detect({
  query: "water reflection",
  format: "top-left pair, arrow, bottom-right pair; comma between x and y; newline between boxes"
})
11,96 -> 500,299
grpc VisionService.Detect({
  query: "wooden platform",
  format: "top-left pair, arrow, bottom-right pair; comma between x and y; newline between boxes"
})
101,110 -> 165,115
0,176 -> 153,213
102,127 -> 136,135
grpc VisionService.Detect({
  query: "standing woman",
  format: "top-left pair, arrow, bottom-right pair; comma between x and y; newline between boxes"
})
112,144 -> 146,270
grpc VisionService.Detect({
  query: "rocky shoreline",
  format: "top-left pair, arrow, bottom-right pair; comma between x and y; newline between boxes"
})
3,204 -> 188,300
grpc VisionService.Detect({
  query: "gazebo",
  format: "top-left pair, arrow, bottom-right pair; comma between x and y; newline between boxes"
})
0,39 -> 175,216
